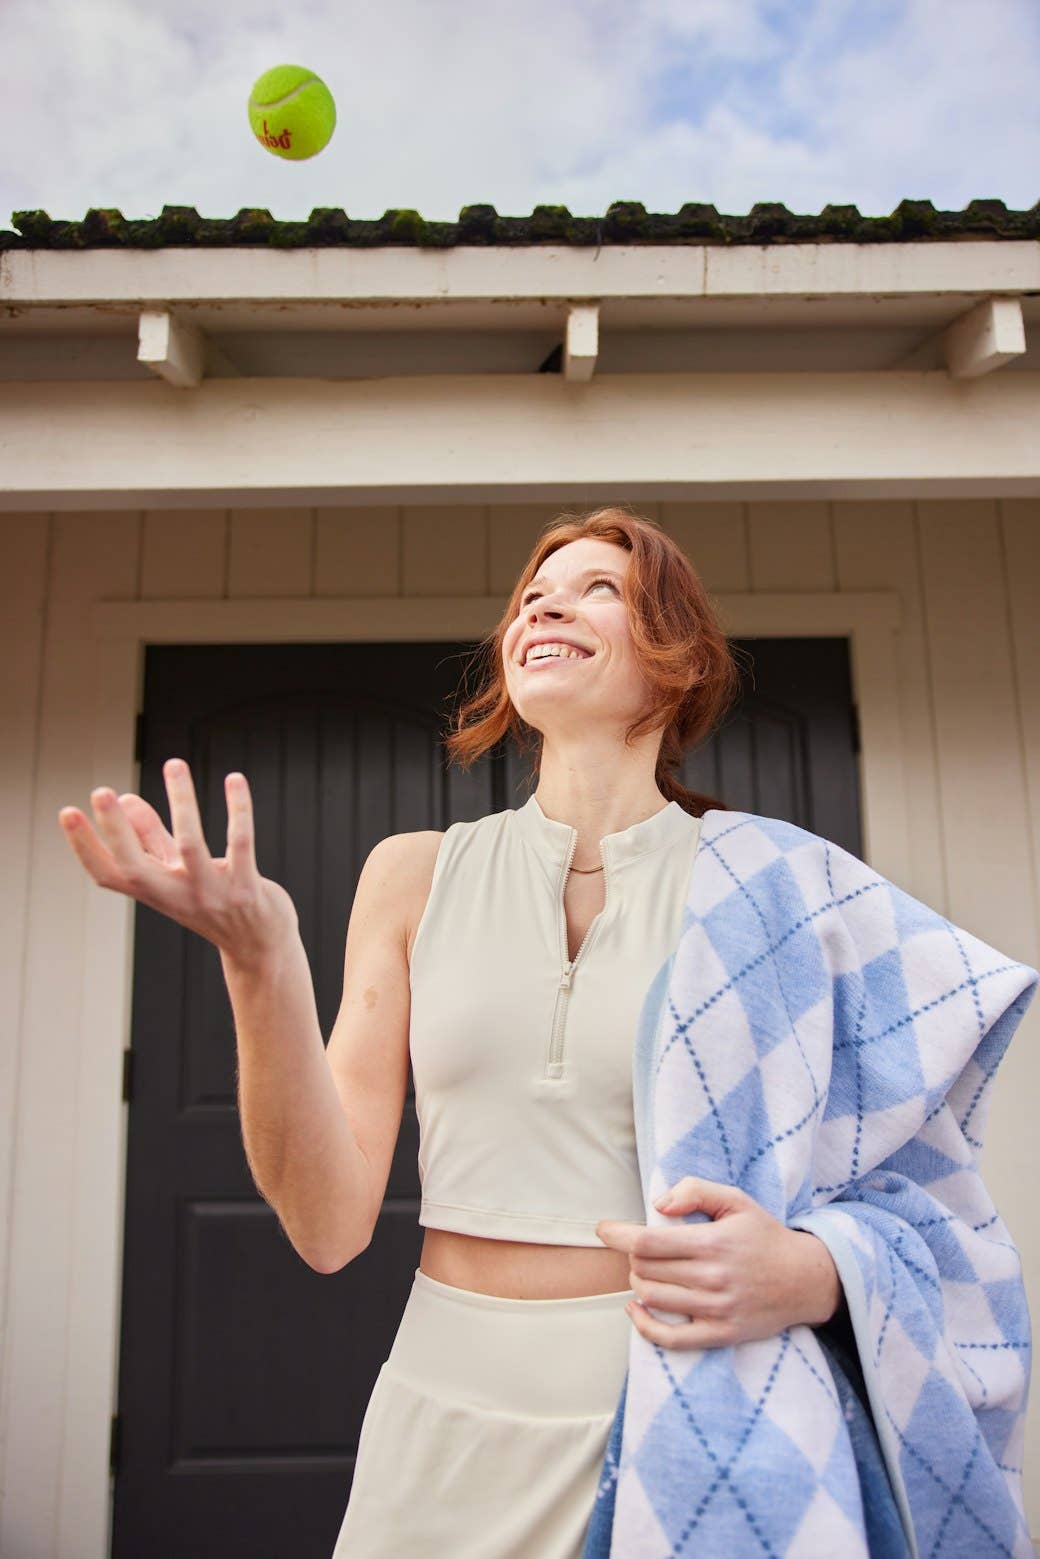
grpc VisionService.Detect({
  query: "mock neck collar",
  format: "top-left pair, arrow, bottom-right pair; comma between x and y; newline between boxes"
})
512,791 -> 696,871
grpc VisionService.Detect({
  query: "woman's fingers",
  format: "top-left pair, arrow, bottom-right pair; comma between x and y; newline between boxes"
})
116,792 -> 180,868
224,772 -> 258,881
58,758 -> 215,900
59,790 -> 153,893
59,764 -> 297,960
161,758 -> 213,874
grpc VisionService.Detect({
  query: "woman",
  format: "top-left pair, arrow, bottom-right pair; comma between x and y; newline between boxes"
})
59,506 -> 886,1557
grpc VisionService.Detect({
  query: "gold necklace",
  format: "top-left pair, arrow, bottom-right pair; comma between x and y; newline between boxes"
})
568,862 -> 604,873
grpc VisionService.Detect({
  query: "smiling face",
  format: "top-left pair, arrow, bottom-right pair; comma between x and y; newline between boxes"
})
502,536 -> 658,743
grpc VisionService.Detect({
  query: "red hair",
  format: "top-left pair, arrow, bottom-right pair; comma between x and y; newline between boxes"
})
444,506 -> 742,817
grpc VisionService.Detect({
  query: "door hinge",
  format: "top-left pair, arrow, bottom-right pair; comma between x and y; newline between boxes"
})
134,711 -> 147,765
849,702 -> 861,756
122,1048 -> 134,1104
109,1412 -> 122,1475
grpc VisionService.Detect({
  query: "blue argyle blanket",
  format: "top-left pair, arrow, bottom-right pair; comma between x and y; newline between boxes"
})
583,808 -> 1038,1558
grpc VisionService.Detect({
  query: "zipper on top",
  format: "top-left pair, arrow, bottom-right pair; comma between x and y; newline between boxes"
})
546,830 -> 609,1079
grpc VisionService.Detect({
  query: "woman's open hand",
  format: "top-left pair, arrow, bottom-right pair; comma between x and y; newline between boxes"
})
58,758 -> 298,972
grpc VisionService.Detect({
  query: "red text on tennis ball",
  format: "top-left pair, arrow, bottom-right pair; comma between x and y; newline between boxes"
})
248,64 -> 336,161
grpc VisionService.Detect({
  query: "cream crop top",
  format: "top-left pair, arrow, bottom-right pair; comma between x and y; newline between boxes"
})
407,793 -> 704,1246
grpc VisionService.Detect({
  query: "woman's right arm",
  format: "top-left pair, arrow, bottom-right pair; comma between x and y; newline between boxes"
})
225,830 -> 423,1274
221,926 -> 378,1273
57,759 -> 414,1274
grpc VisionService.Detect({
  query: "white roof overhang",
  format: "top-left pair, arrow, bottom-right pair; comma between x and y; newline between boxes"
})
2,240 -> 1038,507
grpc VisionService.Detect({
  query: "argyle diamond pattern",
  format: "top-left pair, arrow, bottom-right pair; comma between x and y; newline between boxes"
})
582,810 -> 1037,1558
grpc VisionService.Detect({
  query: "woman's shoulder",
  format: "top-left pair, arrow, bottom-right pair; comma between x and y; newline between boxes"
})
393,812 -> 514,959
390,807 -> 508,860
382,830 -> 445,966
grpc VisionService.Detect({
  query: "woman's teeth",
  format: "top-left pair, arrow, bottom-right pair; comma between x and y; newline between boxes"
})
524,644 -> 590,666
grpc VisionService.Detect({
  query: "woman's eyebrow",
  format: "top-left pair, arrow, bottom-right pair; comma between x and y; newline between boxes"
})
525,566 -> 623,590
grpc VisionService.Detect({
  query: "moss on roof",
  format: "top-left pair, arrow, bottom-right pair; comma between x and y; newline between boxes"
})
2,197 -> 1038,251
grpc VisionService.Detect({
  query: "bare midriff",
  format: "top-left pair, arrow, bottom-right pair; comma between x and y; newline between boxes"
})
418,1226 -> 634,1299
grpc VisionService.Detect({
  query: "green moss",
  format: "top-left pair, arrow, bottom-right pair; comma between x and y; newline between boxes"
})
228,208 -> 278,245
387,208 -> 428,243
153,206 -> 202,246
889,199 -> 939,238
12,210 -> 54,243
603,201 -> 651,239
817,204 -> 863,239
673,203 -> 725,241
81,208 -> 128,245
3,195 -> 1038,254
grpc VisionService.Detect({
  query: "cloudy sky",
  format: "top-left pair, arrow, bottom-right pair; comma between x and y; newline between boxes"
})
6,0 -> 1039,230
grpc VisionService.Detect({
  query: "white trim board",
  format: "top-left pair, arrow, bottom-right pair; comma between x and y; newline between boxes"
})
60,587 -> 903,1557
3,371 -> 1040,509
5,239 -> 1040,306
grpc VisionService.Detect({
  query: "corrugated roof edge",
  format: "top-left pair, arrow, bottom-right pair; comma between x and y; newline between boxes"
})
2,197 -> 1039,251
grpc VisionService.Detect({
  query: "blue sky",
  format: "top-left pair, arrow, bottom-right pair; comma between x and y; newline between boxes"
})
5,0 -> 1039,228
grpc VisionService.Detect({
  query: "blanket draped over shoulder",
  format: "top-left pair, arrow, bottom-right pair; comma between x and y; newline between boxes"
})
582,809 -> 1038,1559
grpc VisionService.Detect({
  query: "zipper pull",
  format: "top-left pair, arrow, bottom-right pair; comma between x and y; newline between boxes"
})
560,964 -> 573,990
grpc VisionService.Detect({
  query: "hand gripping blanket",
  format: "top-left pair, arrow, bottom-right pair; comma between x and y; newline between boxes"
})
582,808 -> 1038,1558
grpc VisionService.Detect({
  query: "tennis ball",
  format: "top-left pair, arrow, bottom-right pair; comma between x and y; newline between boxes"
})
248,65 -> 336,161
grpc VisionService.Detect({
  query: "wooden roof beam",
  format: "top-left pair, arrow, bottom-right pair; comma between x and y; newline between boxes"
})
563,302 -> 598,381
136,307 -> 242,387
943,297 -> 1025,378
137,307 -> 205,388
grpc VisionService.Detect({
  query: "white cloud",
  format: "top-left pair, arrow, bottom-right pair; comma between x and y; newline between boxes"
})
4,0 -> 1038,227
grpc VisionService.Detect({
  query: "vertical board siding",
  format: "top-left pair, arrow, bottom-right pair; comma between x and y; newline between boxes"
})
1000,498 -> 1040,912
832,498 -> 945,904
747,499 -> 835,590
228,506 -> 313,597
315,506 -> 401,596
1,512 -> 139,1558
0,513 -> 50,1535
402,503 -> 487,595
917,498 -> 1035,951
141,510 -> 228,598
660,501 -> 749,591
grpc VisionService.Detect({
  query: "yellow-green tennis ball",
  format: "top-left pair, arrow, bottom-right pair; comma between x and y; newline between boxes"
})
248,64 -> 336,161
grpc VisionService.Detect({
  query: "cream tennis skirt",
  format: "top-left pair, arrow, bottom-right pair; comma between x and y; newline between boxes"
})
331,1266 -> 635,1558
